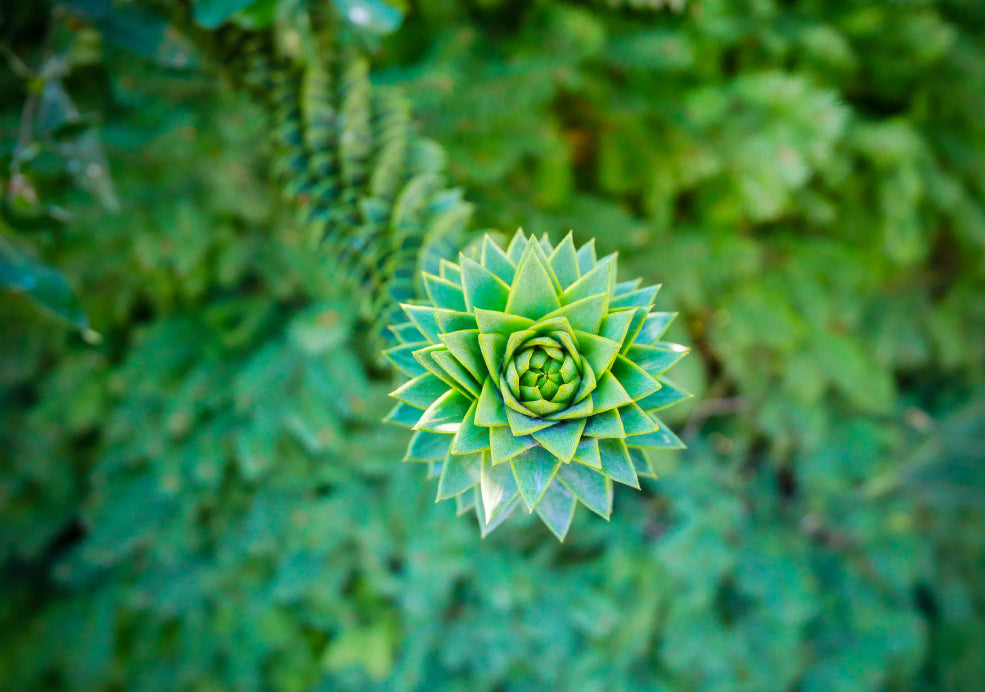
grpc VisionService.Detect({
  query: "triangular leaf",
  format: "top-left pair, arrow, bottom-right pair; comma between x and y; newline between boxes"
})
531,418 -> 587,463
560,255 -> 614,305
599,438 -> 639,488
540,294 -> 608,333
610,284 -> 660,310
475,378 -> 508,426
592,372 -> 633,413
505,247 -> 561,319
435,310 -> 478,333
384,342 -> 429,377
460,255 -> 510,311
506,407 -> 555,436
572,437 -> 602,470
432,349 -> 482,398
548,232 -> 580,287
413,389 -> 471,433
535,479 -> 577,541
625,415 -> 685,449
404,430 -> 453,462
618,401 -> 659,435
439,329 -> 488,383
506,229 -> 528,263
474,308 -> 535,336
423,273 -> 466,311
452,400 -> 491,453
489,425 -> 535,463
391,373 -> 449,409
575,331 -> 621,378
637,377 -> 692,411
598,308 -> 636,346
626,343 -> 688,377
576,239 -> 597,275
481,451 -> 520,522
557,462 -> 611,519
383,401 -> 423,428
582,408 -> 626,438
610,354 -> 661,401
629,447 -> 656,478
511,446 -> 561,509
481,235 -> 516,284
437,452 -> 481,500
636,311 -> 678,344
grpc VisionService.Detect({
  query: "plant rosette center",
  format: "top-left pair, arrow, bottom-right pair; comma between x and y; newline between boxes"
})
501,321 -> 593,417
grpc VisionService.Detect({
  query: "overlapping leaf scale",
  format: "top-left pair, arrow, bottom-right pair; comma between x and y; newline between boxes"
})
384,230 -> 689,539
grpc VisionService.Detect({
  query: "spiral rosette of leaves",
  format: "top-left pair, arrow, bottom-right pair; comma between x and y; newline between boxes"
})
384,230 -> 691,539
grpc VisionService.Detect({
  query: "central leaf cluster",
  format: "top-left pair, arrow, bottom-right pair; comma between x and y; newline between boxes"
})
503,324 -> 586,416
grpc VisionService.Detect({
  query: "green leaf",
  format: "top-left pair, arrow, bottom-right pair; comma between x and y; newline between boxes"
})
573,437 -> 602,470
618,402 -> 659,435
481,235 -> 516,284
609,284 -> 660,310
557,462 -> 611,519
439,330 -> 488,383
390,373 -> 449,409
583,408 -> 626,438
506,407 -> 555,436
610,354 -> 661,400
401,305 -> 448,343
576,238 -> 597,275
575,332 -> 622,377
625,415 -> 684,449
452,400 -> 491,453
535,480 -> 577,541
423,273 -> 467,311
511,446 -> 561,509
331,0 -> 403,34
626,343 -> 688,377
599,308 -> 636,346
481,452 -> 520,522
404,430 -> 453,462
478,495 -> 519,538
414,390 -> 472,433
505,248 -> 561,319
383,401 -> 423,428
541,294 -> 608,333
389,321 -> 425,345
506,229 -> 529,263
384,342 -> 429,377
592,372 -> 634,413
531,418 -> 587,462
193,0 -> 258,29
474,308 -> 535,337
636,311 -> 678,344
437,452 -> 481,500
629,447 -> 656,478
460,256 -> 510,311
434,310 -> 478,333
489,425 -> 535,463
432,349 -> 482,398
598,438 -> 639,488
456,489 -> 477,516
475,378 -> 508,426
637,378 -> 692,411
548,232 -> 580,286
560,256 -> 614,305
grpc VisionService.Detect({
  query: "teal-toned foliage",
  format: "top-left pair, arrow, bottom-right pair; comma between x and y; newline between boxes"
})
2,0 -> 985,690
385,230 -> 689,538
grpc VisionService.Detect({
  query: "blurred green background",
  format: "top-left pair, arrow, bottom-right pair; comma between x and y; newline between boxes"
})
2,0 -> 985,690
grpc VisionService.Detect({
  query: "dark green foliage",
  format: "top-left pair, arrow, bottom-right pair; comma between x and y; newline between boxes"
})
2,0 -> 985,690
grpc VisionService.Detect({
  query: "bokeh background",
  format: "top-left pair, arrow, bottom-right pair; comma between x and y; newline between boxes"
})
3,0 -> 985,690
